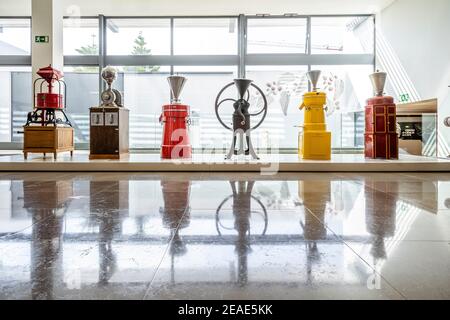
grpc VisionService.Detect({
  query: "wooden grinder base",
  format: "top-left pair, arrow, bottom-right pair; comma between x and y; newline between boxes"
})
23,126 -> 74,160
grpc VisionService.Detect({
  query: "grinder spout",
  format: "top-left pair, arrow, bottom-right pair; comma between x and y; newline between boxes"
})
168,75 -> 187,104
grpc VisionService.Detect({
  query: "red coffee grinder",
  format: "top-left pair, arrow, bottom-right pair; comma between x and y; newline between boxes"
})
364,71 -> 398,159
23,65 -> 73,160
160,75 -> 192,159
27,65 -> 71,126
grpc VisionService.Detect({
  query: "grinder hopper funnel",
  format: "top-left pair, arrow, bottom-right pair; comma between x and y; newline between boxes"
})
369,71 -> 387,96
307,70 -> 321,92
234,78 -> 253,100
168,75 -> 187,103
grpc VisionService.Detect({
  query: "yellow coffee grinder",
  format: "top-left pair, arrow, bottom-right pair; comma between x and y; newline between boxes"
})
298,70 -> 331,160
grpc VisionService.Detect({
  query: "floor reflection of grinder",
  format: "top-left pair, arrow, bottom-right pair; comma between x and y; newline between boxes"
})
298,180 -> 329,283
160,76 -> 192,159
159,179 -> 191,284
26,181 -> 73,299
216,181 -> 268,287
215,79 -> 268,160
364,181 -> 397,264
298,70 -> 331,160
89,181 -> 128,286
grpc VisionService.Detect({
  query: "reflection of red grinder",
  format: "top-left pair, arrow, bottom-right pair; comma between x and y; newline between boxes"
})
160,76 -> 192,159
364,71 -> 398,159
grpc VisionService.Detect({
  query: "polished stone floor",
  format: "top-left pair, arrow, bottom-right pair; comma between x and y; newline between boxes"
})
1,150 -> 449,172
0,172 -> 448,300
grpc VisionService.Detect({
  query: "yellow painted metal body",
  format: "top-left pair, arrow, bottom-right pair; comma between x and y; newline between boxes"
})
298,91 -> 331,160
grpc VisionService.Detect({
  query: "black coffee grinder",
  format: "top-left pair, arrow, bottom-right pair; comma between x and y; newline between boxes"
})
215,79 -> 268,160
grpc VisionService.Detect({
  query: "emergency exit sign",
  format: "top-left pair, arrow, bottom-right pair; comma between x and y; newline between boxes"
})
399,93 -> 410,102
35,36 -> 49,43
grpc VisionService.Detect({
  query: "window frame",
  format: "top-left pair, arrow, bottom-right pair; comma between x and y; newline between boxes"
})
0,14 -> 375,151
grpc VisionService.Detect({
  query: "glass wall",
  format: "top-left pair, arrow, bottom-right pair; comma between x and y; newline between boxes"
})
246,66 -> 308,149
63,67 -> 100,143
0,18 -> 30,55
310,64 -> 373,148
63,18 -> 99,55
106,18 -> 170,55
173,18 -> 238,55
0,15 -> 375,150
173,66 -> 238,150
247,18 -> 307,54
113,66 -> 170,148
311,17 -> 374,54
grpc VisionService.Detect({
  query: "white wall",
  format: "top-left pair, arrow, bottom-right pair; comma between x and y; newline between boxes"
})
377,0 -> 450,156
0,0 -> 395,16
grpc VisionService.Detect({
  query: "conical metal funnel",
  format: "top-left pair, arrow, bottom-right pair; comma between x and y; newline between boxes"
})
307,70 -> 321,92
168,75 -> 187,103
234,78 -> 253,100
369,71 -> 387,96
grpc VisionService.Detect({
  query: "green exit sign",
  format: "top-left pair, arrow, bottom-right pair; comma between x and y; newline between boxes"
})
35,36 -> 49,43
399,93 -> 410,103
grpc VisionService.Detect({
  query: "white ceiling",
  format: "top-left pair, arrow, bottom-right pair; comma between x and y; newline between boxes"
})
0,0 -> 397,16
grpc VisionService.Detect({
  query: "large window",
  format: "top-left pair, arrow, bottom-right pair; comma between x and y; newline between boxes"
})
247,18 -> 307,54
112,66 -> 170,148
311,65 -> 373,148
246,66 -> 308,149
63,67 -> 100,143
63,18 -> 99,55
173,18 -> 238,55
173,66 -> 238,149
0,18 -> 30,55
311,17 -> 374,55
106,18 -> 170,55
0,15 -> 375,150
0,67 -> 31,143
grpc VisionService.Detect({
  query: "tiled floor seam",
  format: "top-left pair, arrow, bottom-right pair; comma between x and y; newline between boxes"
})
141,204 -> 190,300
303,206 -> 408,300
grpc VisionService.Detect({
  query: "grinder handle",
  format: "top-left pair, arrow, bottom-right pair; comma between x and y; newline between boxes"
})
299,103 -> 305,110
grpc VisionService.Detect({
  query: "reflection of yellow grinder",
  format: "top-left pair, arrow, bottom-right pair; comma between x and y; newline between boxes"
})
298,70 -> 331,160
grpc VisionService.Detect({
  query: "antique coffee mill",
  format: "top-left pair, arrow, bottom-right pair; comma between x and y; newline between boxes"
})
27,65 -> 71,127
89,66 -> 129,159
215,79 -> 268,160
364,71 -> 398,159
23,65 -> 74,159
298,70 -> 331,160
160,75 -> 192,159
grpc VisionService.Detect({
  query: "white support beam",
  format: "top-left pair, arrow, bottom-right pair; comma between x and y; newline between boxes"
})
31,0 -> 64,82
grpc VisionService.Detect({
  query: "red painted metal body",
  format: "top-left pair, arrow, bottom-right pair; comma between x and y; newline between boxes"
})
36,65 -> 64,109
160,104 -> 192,159
364,95 -> 398,159
36,92 -> 63,109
